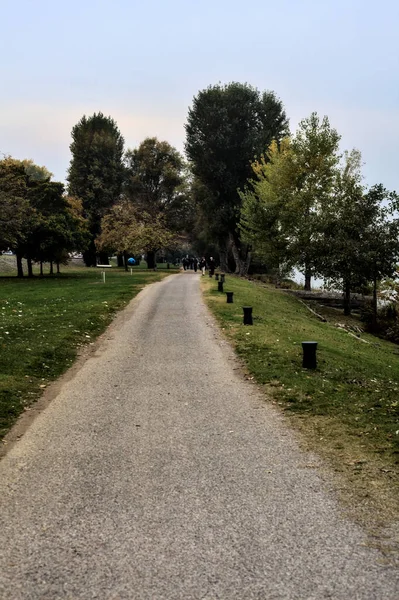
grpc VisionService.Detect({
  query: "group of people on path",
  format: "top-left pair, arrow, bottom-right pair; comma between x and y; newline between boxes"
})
181,256 -> 216,276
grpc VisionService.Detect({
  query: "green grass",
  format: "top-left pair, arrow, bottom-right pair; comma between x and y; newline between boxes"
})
0,266 -> 176,438
202,276 -> 399,467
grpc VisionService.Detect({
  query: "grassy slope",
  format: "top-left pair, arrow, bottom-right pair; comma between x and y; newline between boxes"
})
0,266 -> 176,438
202,275 -> 399,528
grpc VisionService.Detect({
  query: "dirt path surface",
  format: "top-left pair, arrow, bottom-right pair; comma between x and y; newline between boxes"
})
1,273 -> 398,599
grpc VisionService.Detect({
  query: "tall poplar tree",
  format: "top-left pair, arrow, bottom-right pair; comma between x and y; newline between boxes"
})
67,112 -> 125,266
185,82 -> 289,274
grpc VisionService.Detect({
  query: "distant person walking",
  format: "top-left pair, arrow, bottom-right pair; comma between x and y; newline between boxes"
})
193,258 -> 198,273
208,257 -> 216,276
200,257 -> 206,276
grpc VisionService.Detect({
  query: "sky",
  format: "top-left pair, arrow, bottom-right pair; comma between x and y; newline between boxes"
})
1,0 -> 398,190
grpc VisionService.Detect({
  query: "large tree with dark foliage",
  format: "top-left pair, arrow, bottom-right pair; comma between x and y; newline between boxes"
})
67,112 -> 125,266
0,157 -> 89,277
185,82 -> 289,274
0,158 -> 32,257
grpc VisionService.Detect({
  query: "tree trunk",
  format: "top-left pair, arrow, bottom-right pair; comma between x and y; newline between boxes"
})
40,262 -> 43,277
27,257 -> 33,278
275,263 -> 283,287
98,251 -> 109,265
123,250 -> 128,272
242,251 -> 252,276
229,234 -> 252,276
147,250 -> 156,269
117,253 -> 124,268
219,246 -> 229,273
372,276 -> 378,331
230,235 -> 241,275
50,261 -> 54,275
16,254 -> 24,278
217,237 -> 230,273
83,238 -> 98,267
56,261 -> 60,274
304,264 -> 312,291
343,279 -> 351,316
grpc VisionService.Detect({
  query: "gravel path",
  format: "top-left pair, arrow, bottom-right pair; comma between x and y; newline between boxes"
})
0,273 -> 398,599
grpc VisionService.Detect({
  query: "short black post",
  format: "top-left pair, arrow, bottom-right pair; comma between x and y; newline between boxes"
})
302,341 -> 318,369
167,263 -> 170,269
215,273 -> 219,281
218,281 -> 224,292
220,273 -> 225,284
243,306 -> 253,325
226,292 -> 234,304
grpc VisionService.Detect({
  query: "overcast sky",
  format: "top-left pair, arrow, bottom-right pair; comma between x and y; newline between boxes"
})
1,0 -> 398,190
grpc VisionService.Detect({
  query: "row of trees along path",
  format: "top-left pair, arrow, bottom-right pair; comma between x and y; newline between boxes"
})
2,84 -> 398,318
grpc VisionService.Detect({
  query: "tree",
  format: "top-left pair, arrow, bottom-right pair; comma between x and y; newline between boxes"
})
185,82 -> 289,275
0,158 -> 32,254
362,185 -> 399,328
289,113 -> 341,289
0,156 -> 89,277
21,159 -> 53,182
25,191 -> 89,275
317,152 -> 399,317
0,192 -> 30,251
124,137 -> 188,268
316,150 -> 369,313
96,198 -> 174,265
239,138 -> 295,282
188,176 -> 222,264
67,112 -> 125,266
239,113 -> 341,288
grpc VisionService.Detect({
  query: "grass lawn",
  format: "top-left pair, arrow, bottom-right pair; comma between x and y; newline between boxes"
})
0,265 -> 177,439
202,275 -> 399,529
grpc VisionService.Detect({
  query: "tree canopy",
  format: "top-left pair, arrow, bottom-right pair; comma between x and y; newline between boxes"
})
96,198 -> 174,261
0,156 -> 89,277
185,82 -> 289,274
316,151 -> 399,316
124,137 -> 188,267
67,112 -> 125,266
240,113 -> 341,287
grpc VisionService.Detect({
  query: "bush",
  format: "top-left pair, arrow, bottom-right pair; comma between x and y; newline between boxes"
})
362,300 -> 399,343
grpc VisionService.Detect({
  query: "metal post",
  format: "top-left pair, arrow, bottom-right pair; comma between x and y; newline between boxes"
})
218,281 -> 224,292
102,270 -> 106,284
226,292 -> 234,303
243,306 -> 253,325
302,341 -> 318,369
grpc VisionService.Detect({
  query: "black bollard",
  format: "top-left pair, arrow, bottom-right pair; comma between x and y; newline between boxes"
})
302,341 -> 318,369
242,306 -> 253,325
215,273 -> 219,281
226,292 -> 234,303
167,263 -> 170,269
220,273 -> 225,283
218,281 -> 224,292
